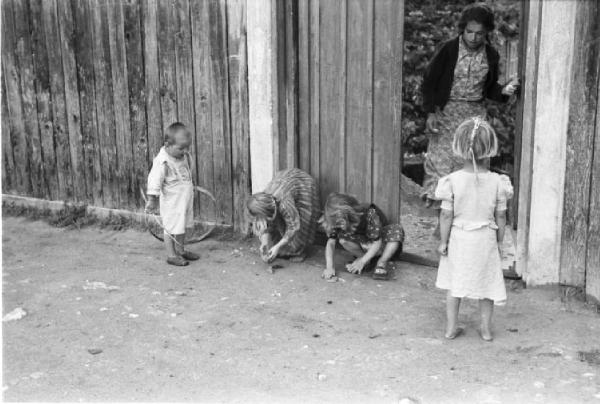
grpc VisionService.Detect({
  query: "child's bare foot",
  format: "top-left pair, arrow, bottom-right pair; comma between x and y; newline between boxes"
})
181,251 -> 200,261
478,327 -> 493,342
167,256 -> 189,266
444,327 -> 464,340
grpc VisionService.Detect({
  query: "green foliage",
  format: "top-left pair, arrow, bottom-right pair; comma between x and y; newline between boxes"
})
402,0 -> 521,171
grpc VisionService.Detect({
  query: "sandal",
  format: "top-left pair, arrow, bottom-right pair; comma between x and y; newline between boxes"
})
372,263 -> 391,280
445,327 -> 464,340
167,256 -> 189,266
181,251 -> 200,261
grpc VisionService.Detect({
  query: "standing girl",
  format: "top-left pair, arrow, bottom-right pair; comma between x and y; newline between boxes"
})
435,117 -> 513,341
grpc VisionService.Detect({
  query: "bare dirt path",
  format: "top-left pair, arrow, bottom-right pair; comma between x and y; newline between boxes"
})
2,217 -> 599,403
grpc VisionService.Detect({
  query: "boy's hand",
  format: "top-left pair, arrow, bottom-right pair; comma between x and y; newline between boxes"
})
145,198 -> 159,215
437,243 -> 448,256
265,244 -> 280,263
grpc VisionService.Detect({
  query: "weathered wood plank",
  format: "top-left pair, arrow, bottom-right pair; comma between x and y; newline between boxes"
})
43,0 -> 75,200
297,0 -> 310,172
318,0 -> 344,200
141,0 -> 163,159
91,0 -> 119,207
372,0 -> 404,221
560,0 -> 599,287
29,0 -> 58,199
108,0 -> 134,208
345,0 -> 372,201
284,0 -> 298,169
208,0 -> 232,225
123,0 -> 148,208
1,78 -> 15,192
586,76 -> 600,303
71,0 -> 102,205
57,0 -> 87,201
190,0 -> 215,221
2,0 -> 31,195
157,0 -> 178,127
227,0 -> 251,233
308,0 -> 320,183
12,0 -> 44,198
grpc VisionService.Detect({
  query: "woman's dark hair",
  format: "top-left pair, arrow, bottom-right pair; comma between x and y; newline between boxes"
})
458,3 -> 495,33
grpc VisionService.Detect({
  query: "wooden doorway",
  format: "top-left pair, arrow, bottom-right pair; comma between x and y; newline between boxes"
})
276,0 -> 405,222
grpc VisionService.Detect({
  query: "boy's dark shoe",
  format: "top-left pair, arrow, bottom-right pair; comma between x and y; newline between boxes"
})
181,251 -> 200,261
167,256 -> 189,266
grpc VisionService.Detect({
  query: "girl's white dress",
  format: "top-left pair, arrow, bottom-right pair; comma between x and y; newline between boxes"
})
147,147 -> 194,235
435,170 -> 513,305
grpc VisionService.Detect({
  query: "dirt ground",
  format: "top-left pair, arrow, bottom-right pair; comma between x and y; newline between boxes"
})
2,216 -> 600,403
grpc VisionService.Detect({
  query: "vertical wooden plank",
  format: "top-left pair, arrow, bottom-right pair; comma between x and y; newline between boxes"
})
91,0 -> 119,207
71,0 -> 102,205
227,0 -> 251,233
57,0 -> 87,201
124,0 -> 148,208
515,0 -> 542,277
318,0 -> 343,201
586,78 -> 600,303
309,0 -> 320,183
29,0 -> 58,200
208,0 -> 233,225
108,1 -> 134,208
372,0 -> 404,221
157,0 -> 178,127
2,0 -> 32,195
345,0 -> 372,201
274,0 -> 285,170
142,0 -> 163,158
174,0 -> 196,179
1,79 -> 16,192
284,0 -> 298,168
12,0 -> 44,198
297,0 -> 310,172
560,0 -> 600,287
42,0 -> 74,200
190,0 -> 215,221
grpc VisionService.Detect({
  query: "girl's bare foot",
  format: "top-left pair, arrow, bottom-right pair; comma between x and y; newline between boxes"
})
444,327 -> 464,340
479,327 -> 493,342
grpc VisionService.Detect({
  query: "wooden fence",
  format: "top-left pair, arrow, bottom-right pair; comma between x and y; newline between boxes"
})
1,0 -> 250,229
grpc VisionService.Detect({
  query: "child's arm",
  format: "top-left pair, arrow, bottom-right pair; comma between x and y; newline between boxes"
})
346,239 -> 382,274
495,209 -> 507,244
323,238 -> 337,279
146,160 -> 165,214
438,208 -> 453,255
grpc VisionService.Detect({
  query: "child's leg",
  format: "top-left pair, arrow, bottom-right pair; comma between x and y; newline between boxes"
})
445,291 -> 463,339
376,241 -> 400,266
165,232 -> 177,257
174,234 -> 185,255
177,232 -> 200,261
165,232 -> 188,266
479,298 -> 494,341
339,239 -> 364,258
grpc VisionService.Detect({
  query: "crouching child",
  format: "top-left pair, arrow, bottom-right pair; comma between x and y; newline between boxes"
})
321,193 -> 404,280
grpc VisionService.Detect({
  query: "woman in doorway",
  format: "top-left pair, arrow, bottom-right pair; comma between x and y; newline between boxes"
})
421,2 -> 519,209
246,168 -> 320,264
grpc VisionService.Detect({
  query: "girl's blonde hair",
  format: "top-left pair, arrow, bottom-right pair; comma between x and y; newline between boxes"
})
323,192 -> 366,234
452,116 -> 498,162
246,192 -> 277,234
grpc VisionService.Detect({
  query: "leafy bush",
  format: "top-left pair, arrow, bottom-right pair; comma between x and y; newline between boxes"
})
402,0 -> 521,172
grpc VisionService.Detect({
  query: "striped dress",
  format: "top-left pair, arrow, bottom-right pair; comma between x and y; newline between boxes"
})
262,168 -> 320,256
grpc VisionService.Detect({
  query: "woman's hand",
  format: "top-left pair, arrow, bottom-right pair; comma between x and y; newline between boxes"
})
437,242 -> 448,256
426,112 -> 440,134
265,244 -> 281,263
346,257 -> 367,274
502,77 -> 520,96
322,267 -> 336,280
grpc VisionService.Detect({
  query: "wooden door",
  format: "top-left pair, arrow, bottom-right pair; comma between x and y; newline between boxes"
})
278,0 -> 405,221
